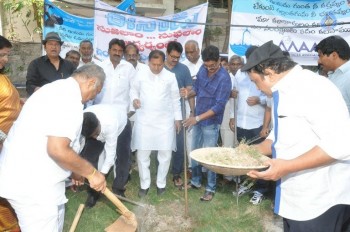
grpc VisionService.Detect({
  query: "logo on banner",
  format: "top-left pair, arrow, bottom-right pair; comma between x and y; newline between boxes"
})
320,12 -> 337,31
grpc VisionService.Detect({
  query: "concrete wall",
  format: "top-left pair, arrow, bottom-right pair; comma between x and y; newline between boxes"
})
7,42 -> 41,84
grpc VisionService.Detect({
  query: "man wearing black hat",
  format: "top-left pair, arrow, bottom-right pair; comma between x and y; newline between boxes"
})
244,41 -> 350,232
26,32 -> 76,96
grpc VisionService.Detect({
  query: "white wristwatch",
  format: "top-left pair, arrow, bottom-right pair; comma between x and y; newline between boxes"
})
195,116 -> 201,122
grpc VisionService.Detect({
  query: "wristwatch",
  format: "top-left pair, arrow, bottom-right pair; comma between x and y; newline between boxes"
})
195,116 -> 201,122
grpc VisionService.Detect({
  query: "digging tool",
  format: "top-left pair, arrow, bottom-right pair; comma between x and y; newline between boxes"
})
232,87 -> 239,205
103,187 -> 137,232
114,193 -> 145,207
69,204 -> 85,232
181,97 -> 189,217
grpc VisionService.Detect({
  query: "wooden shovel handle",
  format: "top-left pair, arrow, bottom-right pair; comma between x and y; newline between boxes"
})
103,187 -> 130,215
69,204 -> 85,232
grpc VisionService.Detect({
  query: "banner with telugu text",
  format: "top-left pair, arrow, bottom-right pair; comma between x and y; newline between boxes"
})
229,0 -> 350,65
94,0 -> 208,62
43,0 -> 135,57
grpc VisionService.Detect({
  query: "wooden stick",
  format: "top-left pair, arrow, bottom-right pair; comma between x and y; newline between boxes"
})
69,204 -> 85,232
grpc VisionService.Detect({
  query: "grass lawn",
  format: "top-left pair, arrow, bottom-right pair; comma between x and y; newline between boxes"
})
63,154 -> 282,232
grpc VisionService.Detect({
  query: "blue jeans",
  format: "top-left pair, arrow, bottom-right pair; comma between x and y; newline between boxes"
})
190,123 -> 220,193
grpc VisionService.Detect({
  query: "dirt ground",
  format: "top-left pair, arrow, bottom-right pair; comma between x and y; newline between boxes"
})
134,199 -> 283,232
135,200 -> 193,232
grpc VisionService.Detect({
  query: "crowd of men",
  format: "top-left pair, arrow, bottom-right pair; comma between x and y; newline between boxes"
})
0,31 -> 350,231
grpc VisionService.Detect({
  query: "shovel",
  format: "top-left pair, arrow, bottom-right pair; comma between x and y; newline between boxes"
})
103,187 -> 138,232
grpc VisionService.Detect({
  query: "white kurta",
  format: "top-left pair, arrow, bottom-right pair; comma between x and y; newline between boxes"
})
131,68 -> 182,151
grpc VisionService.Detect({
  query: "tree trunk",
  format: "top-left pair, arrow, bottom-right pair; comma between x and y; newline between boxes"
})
222,0 -> 232,53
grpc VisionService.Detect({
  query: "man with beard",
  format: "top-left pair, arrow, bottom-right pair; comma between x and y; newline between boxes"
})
87,39 -> 135,204
183,40 -> 203,172
78,40 -> 101,68
26,32 -> 76,96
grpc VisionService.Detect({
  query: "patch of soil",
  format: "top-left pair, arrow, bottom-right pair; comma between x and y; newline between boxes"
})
135,200 -> 193,232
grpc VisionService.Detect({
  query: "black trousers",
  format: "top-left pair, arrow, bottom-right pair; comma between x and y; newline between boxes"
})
80,119 -> 132,196
112,119 -> 132,195
283,204 -> 350,232
80,138 -> 105,197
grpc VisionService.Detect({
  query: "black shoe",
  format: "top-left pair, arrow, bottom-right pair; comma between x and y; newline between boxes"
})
85,194 -> 99,208
112,189 -> 126,198
157,187 -> 166,196
115,192 -> 126,198
138,188 -> 149,198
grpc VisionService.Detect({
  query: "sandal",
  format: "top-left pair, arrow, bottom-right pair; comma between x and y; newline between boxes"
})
200,191 -> 214,201
173,175 -> 183,187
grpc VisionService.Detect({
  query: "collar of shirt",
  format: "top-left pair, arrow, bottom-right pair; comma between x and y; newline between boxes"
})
329,60 -> 350,79
271,65 -> 302,93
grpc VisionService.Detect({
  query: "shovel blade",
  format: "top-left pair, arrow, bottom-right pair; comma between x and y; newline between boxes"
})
104,216 -> 137,232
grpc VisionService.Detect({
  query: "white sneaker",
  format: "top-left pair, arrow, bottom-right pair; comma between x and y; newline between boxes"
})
250,191 -> 264,205
232,180 -> 254,196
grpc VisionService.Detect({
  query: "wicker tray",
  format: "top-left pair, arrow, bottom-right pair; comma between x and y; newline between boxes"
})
190,147 -> 270,176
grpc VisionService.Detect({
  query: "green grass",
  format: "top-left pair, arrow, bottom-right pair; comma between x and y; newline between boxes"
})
63,154 -> 279,232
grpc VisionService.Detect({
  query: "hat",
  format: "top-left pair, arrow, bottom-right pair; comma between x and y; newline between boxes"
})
241,41 -> 285,72
42,32 -> 63,45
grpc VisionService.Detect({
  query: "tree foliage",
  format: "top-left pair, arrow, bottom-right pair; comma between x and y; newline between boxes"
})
0,0 -> 44,41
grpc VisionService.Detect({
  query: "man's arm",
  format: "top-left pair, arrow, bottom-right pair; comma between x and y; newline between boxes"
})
248,145 -> 335,181
259,106 -> 271,138
47,136 -> 106,192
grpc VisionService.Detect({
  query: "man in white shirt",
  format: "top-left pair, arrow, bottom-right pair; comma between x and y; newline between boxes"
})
182,40 -> 203,172
316,35 -> 350,113
0,64 -> 107,232
124,43 -> 149,125
92,39 -> 136,198
78,40 -> 101,68
80,104 -> 127,207
131,50 -> 182,197
229,47 -> 268,204
245,41 -> 350,232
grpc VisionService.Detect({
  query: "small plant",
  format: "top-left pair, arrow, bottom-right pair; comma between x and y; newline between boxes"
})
0,0 -> 44,41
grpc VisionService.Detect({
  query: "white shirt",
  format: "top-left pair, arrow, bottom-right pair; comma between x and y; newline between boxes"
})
182,58 -> 203,78
268,65 -> 350,220
84,104 -> 127,174
0,78 -> 83,205
131,68 -> 182,151
78,57 -> 102,68
129,62 -> 149,122
328,60 -> 350,113
182,58 -> 202,116
93,59 -> 136,114
229,70 -> 266,129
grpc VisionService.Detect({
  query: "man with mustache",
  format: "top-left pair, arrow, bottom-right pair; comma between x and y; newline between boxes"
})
26,32 -> 76,96
86,38 -> 136,206
78,40 -> 101,68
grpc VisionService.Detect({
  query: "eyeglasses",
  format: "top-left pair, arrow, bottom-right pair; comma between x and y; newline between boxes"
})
169,54 -> 180,60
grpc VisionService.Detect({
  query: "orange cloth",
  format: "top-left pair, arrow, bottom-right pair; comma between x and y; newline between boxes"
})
0,74 -> 22,231
0,74 -> 22,134
0,198 -> 20,232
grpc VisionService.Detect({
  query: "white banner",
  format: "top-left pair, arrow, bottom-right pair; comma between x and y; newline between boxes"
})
94,0 -> 208,62
229,0 -> 350,65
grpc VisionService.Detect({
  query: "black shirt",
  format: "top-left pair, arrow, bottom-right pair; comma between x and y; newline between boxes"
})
26,55 -> 76,96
